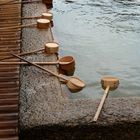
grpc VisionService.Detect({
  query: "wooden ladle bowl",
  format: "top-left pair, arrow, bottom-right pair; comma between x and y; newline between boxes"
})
66,77 -> 85,93
59,56 -> 75,70
101,76 -> 119,91
37,19 -> 50,29
42,12 -> 53,21
45,42 -> 59,54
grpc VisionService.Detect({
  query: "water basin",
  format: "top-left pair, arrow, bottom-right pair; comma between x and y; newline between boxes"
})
52,0 -> 140,99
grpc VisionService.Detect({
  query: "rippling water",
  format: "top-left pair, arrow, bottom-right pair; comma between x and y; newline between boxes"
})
52,0 -> 140,99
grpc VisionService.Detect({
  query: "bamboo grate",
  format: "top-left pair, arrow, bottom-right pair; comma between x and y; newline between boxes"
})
0,0 -> 21,139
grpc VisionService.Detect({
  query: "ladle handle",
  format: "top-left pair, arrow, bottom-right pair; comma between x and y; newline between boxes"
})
0,48 -> 44,61
0,0 -> 41,5
0,0 -> 15,5
0,23 -> 36,30
0,62 -> 59,65
11,53 -> 67,81
93,86 -> 110,122
0,16 -> 40,20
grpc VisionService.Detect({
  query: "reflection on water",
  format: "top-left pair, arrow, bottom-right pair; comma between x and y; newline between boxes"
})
52,0 -> 140,99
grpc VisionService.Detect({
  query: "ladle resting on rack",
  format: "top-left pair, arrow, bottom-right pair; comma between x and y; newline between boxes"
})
0,56 -> 75,70
93,76 -> 119,122
0,42 -> 59,61
0,56 -> 75,76
11,53 -> 85,93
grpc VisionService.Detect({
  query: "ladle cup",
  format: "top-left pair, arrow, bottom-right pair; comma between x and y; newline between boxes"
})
59,56 -> 75,75
93,76 -> 119,122
11,53 -> 85,93
45,42 -> 59,54
59,66 -> 75,76
59,56 -> 75,76
42,12 -> 53,21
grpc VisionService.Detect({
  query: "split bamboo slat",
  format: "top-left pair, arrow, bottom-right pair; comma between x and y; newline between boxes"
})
0,0 -> 21,139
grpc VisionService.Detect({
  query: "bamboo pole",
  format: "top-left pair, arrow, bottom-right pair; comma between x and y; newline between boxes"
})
0,23 -> 36,30
93,86 -> 110,122
0,37 -> 20,41
0,62 -> 58,65
0,16 -> 40,20
0,0 -> 41,5
0,48 -> 43,61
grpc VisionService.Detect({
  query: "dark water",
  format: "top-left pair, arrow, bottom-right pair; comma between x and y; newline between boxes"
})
52,0 -> 140,99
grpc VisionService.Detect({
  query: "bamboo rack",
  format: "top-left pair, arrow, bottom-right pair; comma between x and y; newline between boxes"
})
0,0 -> 21,139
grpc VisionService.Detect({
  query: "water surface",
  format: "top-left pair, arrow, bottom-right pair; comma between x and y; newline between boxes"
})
52,0 -> 140,99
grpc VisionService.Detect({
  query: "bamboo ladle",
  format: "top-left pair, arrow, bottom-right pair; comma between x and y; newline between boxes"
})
0,12 -> 53,21
0,56 -> 75,76
0,61 -> 69,65
93,76 -> 119,122
11,53 -> 85,93
0,42 -> 59,61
